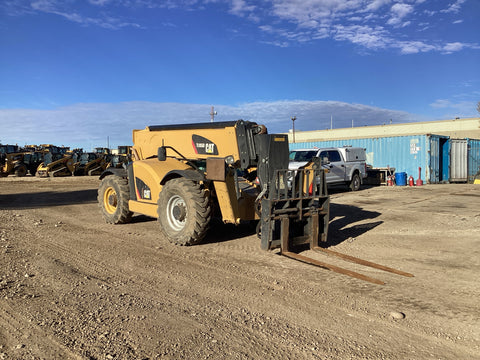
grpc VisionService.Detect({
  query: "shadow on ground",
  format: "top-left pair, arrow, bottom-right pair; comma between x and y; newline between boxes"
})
200,202 -> 383,247
0,190 -> 97,209
326,203 -> 383,247
0,189 -> 383,247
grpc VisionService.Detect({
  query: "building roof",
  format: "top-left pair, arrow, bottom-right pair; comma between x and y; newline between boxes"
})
289,117 -> 480,143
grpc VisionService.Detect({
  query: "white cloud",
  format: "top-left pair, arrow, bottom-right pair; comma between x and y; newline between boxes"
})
441,42 -> 480,54
365,0 -> 391,12
8,0 -> 142,29
228,0 -> 255,16
386,3 -> 413,26
443,42 -> 465,53
88,0 -> 111,6
441,0 -> 466,14
333,24 -> 389,50
4,0 -> 478,54
396,40 -> 437,54
429,98 -> 478,119
30,0 -> 57,12
0,100 -> 428,150
430,99 -> 452,109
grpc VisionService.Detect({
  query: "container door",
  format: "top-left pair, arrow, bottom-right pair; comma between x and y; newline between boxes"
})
467,139 -> 480,182
440,138 -> 449,182
428,136 -> 440,184
450,139 -> 468,182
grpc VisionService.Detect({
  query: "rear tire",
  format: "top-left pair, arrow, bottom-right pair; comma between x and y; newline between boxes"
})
98,175 -> 133,224
349,172 -> 361,191
157,178 -> 211,246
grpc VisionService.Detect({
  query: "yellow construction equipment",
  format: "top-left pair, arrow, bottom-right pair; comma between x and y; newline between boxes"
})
0,144 -> 29,177
73,152 -> 107,176
106,146 -> 131,169
98,120 -> 328,249
97,120 -> 412,284
36,151 -> 74,177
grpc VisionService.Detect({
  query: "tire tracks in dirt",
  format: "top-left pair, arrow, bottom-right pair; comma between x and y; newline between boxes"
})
0,299 -> 84,360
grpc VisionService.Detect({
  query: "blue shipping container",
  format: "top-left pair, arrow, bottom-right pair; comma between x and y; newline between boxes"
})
290,134 -> 450,184
468,138 -> 480,182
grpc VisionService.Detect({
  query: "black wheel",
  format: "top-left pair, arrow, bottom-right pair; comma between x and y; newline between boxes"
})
14,164 -> 27,177
74,167 -> 85,176
157,178 -> 211,246
349,172 -> 361,191
98,175 -> 133,224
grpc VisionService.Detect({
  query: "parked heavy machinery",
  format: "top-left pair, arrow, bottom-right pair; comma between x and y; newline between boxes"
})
0,144 -> 20,155
95,147 -> 109,154
21,151 -> 45,176
0,144 -> 29,177
36,152 -> 75,177
73,152 -> 107,176
98,120 -> 413,284
107,146 -> 131,169
38,144 -> 68,159
0,144 -> 45,177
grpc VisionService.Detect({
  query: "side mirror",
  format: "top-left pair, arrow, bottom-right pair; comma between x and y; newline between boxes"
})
157,146 -> 167,161
322,157 -> 329,165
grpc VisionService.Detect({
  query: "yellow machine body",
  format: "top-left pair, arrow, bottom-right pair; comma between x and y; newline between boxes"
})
0,152 -> 27,177
36,155 -> 75,177
132,124 -> 241,162
98,120 -> 329,249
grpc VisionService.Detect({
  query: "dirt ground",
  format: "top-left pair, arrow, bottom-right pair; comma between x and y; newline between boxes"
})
0,176 -> 479,360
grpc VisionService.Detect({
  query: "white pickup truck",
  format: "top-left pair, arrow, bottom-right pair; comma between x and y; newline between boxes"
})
289,146 -> 367,191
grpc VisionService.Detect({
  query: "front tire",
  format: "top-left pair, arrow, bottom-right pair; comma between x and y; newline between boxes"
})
349,172 -> 361,191
14,164 -> 27,177
157,178 -> 211,246
98,175 -> 133,224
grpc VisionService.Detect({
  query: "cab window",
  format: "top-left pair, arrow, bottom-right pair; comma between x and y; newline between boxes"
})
328,150 -> 341,162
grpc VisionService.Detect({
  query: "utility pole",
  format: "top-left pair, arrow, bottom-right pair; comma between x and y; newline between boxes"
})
210,106 -> 217,122
291,116 -> 297,143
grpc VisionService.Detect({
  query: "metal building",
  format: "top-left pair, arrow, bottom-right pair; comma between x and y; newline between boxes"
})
288,117 -> 480,183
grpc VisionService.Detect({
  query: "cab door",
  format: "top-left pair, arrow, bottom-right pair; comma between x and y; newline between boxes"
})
320,150 -> 345,183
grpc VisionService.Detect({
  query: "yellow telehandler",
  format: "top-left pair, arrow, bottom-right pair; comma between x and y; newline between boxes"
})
97,120 -> 413,284
98,120 -> 329,250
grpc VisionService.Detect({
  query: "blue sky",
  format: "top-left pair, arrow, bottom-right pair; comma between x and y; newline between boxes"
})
1,0 -> 479,150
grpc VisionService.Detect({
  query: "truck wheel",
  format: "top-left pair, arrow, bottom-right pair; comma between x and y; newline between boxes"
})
349,172 -> 361,191
98,175 -> 133,224
14,164 -> 27,177
157,178 -> 211,246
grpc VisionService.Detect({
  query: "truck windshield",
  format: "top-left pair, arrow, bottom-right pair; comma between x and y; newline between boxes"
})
289,150 -> 317,162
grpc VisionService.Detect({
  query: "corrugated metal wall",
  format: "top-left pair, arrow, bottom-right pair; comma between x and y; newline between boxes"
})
290,135 -> 449,183
467,139 -> 480,182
